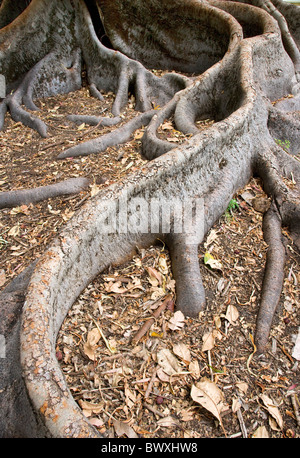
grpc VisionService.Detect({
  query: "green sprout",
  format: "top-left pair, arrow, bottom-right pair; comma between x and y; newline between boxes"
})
225,198 -> 239,222
0,235 -> 8,250
275,138 -> 290,152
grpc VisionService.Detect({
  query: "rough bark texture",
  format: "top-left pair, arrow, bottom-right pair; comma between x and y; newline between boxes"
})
0,0 -> 299,438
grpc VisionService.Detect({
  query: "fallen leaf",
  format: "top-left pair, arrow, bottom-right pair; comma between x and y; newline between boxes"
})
157,416 -> 178,427
156,367 -> 170,382
167,137 -> 180,142
158,256 -> 168,274
78,399 -> 103,416
8,224 -> 20,237
236,381 -> 248,395
146,266 -> 163,286
161,121 -> 174,130
89,417 -> 105,428
232,398 -> 241,413
225,304 -> 239,324
204,229 -> 219,249
48,204 -> 60,214
260,394 -> 283,430
105,280 -> 128,294
10,205 -> 30,215
191,377 -> 228,435
0,269 -> 6,287
189,360 -> 200,379
292,327 -> 300,361
83,327 -> 100,360
124,383 -> 137,409
180,408 -> 196,422
90,183 -> 100,197
157,348 -> 181,376
172,342 -> 191,363
204,252 -> 222,270
112,419 -> 138,438
134,129 -> 144,139
252,425 -> 269,438
168,310 -> 185,331
202,330 -> 216,352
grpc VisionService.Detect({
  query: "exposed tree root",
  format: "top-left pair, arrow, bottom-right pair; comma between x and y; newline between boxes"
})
59,109 -> 156,158
166,234 -> 206,317
255,202 -> 287,353
0,177 -> 90,209
0,0 -> 299,437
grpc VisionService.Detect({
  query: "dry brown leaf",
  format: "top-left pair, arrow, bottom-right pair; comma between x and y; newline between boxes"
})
189,360 -> 200,379
201,330 -> 215,352
236,381 -> 248,395
260,394 -> 283,430
146,266 -> 163,286
8,224 -> 20,237
172,342 -> 191,363
161,121 -> 174,130
89,417 -> 105,429
191,377 -> 228,435
105,280 -> 128,294
157,348 -> 181,376
292,327 -> 300,361
157,416 -> 178,427
112,419 -> 139,438
232,398 -> 241,413
124,382 -> 137,409
78,399 -> 103,417
225,304 -> 239,324
180,408 -> 196,422
168,310 -> 185,331
83,327 -> 100,360
158,256 -> 168,274
252,425 -> 269,438
156,367 -> 170,382
0,269 -> 6,287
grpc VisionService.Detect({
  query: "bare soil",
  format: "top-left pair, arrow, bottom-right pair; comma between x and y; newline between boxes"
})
0,87 -> 299,439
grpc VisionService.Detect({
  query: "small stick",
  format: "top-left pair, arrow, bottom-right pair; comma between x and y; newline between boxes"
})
289,394 -> 300,427
145,368 -> 158,399
131,295 -> 173,345
143,402 -> 165,418
237,407 -> 248,438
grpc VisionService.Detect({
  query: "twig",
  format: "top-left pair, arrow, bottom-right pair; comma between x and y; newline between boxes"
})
237,407 -> 248,438
91,316 -> 116,354
143,402 -> 165,418
207,350 -> 214,381
131,294 -> 173,345
289,394 -> 300,427
145,368 -> 158,399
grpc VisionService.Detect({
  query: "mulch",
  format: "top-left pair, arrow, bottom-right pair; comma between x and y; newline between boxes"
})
0,86 -> 299,438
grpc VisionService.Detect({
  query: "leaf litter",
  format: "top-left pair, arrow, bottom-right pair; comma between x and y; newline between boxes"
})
0,86 -> 299,439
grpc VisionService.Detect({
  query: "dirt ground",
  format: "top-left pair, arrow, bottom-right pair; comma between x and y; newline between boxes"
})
0,86 -> 299,439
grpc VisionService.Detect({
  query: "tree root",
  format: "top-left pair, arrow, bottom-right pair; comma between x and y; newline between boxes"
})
0,177 -> 90,209
255,202 -> 287,353
58,109 -> 156,158
166,234 -> 206,317
0,0 -> 299,437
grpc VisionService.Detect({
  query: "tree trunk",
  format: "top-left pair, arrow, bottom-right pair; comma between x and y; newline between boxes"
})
0,0 -> 299,437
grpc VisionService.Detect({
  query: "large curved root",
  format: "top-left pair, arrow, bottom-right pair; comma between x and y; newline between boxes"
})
0,177 -> 90,209
58,109 -> 156,159
255,202 -> 286,353
0,48 -> 82,137
0,0 -> 299,438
